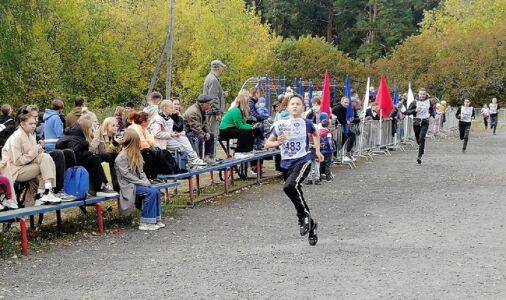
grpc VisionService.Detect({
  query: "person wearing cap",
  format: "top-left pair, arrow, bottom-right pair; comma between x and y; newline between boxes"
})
183,95 -> 215,162
203,60 -> 227,137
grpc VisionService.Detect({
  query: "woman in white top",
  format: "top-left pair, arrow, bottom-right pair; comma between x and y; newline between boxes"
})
456,99 -> 475,153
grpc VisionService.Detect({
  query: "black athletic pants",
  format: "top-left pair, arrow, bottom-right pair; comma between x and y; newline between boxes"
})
49,149 -> 76,193
459,121 -> 471,150
282,160 -> 312,220
341,130 -> 356,153
320,153 -> 333,178
79,154 -> 107,192
413,118 -> 429,159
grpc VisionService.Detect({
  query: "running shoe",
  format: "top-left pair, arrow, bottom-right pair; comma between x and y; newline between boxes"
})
138,223 -> 159,231
417,158 -> 422,164
234,152 -> 250,159
96,186 -> 118,197
40,193 -> 62,204
308,219 -> 318,246
54,191 -> 77,202
155,222 -> 166,229
299,214 -> 310,236
192,158 -> 207,166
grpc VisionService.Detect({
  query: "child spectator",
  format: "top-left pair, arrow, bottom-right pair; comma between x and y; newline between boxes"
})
255,97 -> 270,121
43,99 -> 65,151
319,120 -> 334,181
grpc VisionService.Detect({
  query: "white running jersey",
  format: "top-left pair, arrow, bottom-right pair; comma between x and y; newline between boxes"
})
489,103 -> 498,114
460,106 -> 473,123
416,100 -> 430,119
272,118 -> 315,163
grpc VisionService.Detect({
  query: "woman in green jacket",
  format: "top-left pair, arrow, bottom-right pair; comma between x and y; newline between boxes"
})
219,90 -> 259,158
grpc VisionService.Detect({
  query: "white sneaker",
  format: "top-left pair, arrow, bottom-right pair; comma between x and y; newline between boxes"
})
191,158 -> 207,166
3,200 -> 18,209
234,152 -> 250,159
0,203 -> 5,211
155,222 -> 166,229
40,193 -> 62,204
96,187 -> 118,197
138,223 -> 159,231
342,156 -> 352,163
34,199 -> 44,206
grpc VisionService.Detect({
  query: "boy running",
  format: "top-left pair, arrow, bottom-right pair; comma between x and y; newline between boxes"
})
265,95 -> 324,246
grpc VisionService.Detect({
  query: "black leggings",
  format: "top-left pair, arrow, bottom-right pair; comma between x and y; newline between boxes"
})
78,155 -> 107,192
413,119 -> 429,159
219,127 -> 257,153
282,160 -> 312,219
49,149 -> 76,193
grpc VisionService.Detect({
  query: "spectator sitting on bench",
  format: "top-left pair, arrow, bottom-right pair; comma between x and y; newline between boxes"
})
56,118 -> 117,197
183,95 -> 215,164
219,90 -> 260,159
0,104 -> 16,156
0,175 -> 13,211
115,128 -> 164,231
43,98 -> 65,152
0,113 -> 62,208
89,116 -> 122,191
150,100 -> 206,168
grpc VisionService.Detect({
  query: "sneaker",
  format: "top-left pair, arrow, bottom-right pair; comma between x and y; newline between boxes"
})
54,191 -> 77,202
96,187 -> 118,198
299,215 -> 310,236
314,180 -> 321,185
139,223 -> 159,231
2,200 -> 18,209
234,152 -> 250,159
308,219 -> 318,246
342,156 -> 352,163
192,158 -> 207,166
250,166 -> 257,176
40,193 -> 62,204
0,203 -> 5,211
155,222 -> 166,229
417,158 -> 422,164
325,173 -> 334,182
34,199 -> 44,206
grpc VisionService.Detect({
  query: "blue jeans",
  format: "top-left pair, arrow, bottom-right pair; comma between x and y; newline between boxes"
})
136,185 -> 162,224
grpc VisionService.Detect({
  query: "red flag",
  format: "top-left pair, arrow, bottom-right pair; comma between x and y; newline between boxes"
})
320,71 -> 331,116
376,75 -> 394,118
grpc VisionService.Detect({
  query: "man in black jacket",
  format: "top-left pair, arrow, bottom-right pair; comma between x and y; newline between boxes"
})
332,97 -> 360,160
404,88 -> 434,164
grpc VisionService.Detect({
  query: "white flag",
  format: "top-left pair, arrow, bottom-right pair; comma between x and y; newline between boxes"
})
361,77 -> 370,118
407,82 -> 415,108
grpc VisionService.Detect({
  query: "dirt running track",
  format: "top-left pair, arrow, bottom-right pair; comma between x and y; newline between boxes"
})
1,130 -> 505,299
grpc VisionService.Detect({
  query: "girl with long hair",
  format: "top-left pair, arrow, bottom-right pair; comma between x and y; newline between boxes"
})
114,128 -> 164,231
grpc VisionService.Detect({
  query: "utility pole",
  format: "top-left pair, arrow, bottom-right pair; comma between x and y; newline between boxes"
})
166,0 -> 175,99
147,0 -> 175,101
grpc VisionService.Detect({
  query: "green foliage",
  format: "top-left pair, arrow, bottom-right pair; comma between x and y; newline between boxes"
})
375,0 -> 505,105
248,0 -> 440,62
0,0 -> 276,109
269,36 -> 367,86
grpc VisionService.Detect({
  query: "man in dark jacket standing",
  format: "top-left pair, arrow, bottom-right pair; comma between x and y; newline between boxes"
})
332,97 -> 359,161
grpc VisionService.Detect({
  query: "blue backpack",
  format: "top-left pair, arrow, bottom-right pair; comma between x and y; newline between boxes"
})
64,167 -> 89,200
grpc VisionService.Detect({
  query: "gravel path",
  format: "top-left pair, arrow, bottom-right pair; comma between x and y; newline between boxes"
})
1,130 -> 505,299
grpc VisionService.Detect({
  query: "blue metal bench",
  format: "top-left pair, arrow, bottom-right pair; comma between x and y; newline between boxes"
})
158,150 -> 281,206
0,181 -> 180,256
